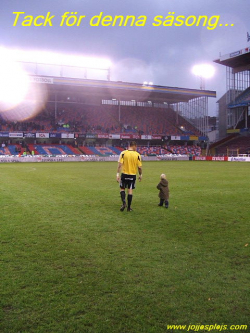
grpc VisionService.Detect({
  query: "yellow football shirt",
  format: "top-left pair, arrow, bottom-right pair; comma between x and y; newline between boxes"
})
118,149 -> 142,175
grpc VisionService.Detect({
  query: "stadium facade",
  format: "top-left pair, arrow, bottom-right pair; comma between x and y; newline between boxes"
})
214,45 -> 250,139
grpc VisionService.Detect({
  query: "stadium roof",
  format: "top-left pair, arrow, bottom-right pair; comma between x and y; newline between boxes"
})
214,46 -> 250,73
30,75 -> 216,105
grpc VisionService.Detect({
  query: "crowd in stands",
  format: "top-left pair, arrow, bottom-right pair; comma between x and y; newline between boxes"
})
0,102 -> 205,157
0,104 -> 201,136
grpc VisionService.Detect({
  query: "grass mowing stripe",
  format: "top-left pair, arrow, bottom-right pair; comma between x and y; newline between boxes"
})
0,161 -> 249,332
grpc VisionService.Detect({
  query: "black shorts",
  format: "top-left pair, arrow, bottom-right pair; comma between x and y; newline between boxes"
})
120,173 -> 136,190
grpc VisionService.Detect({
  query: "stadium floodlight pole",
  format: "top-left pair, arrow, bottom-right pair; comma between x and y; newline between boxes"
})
200,76 -> 205,90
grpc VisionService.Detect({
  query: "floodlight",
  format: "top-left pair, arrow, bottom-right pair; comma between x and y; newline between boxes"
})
0,80 -> 47,122
192,64 -> 215,90
192,64 -> 215,79
0,48 -> 47,120
0,57 -> 30,110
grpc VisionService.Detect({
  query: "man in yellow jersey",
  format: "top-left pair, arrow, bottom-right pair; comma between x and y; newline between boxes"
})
116,141 -> 142,212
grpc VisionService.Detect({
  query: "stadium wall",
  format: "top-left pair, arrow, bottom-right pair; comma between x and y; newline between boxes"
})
0,155 -> 189,163
1,155 -> 250,163
194,156 -> 250,162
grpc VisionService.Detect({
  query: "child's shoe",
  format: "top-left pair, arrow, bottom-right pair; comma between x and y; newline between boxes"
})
158,199 -> 164,206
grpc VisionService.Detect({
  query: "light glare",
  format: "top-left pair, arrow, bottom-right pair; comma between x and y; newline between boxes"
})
192,64 -> 215,79
0,47 -> 112,70
0,59 -> 30,110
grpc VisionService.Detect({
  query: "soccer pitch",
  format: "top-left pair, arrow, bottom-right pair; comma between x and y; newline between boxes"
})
1,161 -> 249,332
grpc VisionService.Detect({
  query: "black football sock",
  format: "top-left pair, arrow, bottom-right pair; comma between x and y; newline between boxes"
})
127,194 -> 133,208
120,190 -> 126,204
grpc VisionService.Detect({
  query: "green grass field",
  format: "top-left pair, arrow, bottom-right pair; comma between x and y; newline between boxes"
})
0,161 -> 249,333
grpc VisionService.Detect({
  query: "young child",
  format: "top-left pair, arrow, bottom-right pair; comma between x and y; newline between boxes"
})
156,173 -> 169,208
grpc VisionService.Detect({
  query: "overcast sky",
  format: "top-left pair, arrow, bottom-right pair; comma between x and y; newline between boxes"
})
1,0 -> 250,116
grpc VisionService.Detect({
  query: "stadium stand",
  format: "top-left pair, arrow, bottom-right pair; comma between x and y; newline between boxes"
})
0,146 -> 12,155
137,146 -> 169,155
33,145 -> 76,155
90,146 -> 114,155
76,145 -> 194,156
1,99 -> 205,157
0,142 -> 202,156
236,115 -> 250,130
68,146 -> 83,155
110,146 -> 123,154
79,146 -> 96,155
0,104 -> 201,136
214,134 -> 250,156
0,145 -> 22,155
78,146 -> 122,156
228,87 -> 250,108
167,144 -> 201,156
28,145 -> 39,155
